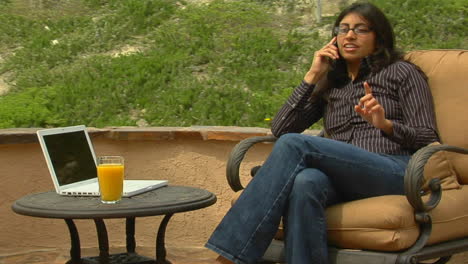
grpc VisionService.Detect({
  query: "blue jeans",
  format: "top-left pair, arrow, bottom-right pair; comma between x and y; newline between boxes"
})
206,134 -> 410,264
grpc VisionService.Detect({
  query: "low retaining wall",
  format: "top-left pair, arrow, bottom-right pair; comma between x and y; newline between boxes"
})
0,126 -> 317,257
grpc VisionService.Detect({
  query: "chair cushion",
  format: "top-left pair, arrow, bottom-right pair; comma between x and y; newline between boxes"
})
405,50 -> 468,184
233,186 -> 468,251
446,151 -> 468,184
326,195 -> 418,251
404,50 -> 468,149
423,142 -> 460,190
326,187 -> 468,251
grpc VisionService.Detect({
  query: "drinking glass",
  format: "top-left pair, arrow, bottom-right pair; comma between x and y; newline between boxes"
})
97,156 -> 124,204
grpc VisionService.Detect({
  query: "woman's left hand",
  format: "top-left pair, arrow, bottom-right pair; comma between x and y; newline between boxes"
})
354,82 -> 393,135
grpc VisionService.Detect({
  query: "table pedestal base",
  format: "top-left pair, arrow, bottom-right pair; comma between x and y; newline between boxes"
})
68,253 -> 155,264
65,215 -> 173,264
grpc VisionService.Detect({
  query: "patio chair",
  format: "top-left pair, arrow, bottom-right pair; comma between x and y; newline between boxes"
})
225,49 -> 468,264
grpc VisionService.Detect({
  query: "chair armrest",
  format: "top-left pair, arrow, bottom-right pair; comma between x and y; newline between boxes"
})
404,144 -> 468,215
226,136 -> 277,192
402,144 -> 468,255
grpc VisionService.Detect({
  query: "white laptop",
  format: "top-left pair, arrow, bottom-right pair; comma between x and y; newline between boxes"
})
37,125 -> 168,197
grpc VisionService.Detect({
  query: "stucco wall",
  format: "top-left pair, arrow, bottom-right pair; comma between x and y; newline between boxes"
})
2,127 -> 468,263
1,127 -> 289,256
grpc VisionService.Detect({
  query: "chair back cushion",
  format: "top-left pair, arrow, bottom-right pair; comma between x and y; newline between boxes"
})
405,50 -> 468,183
404,50 -> 468,148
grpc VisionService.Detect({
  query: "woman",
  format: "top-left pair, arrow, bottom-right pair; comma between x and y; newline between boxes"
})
207,2 -> 439,264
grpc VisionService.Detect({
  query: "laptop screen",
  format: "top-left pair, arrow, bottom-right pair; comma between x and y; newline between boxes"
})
43,131 -> 97,185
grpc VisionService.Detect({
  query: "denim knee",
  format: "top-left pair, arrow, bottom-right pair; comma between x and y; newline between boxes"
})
289,168 -> 330,206
275,133 -> 302,147
275,133 -> 317,154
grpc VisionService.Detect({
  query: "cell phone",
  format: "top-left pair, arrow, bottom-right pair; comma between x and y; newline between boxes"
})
330,39 -> 338,60
329,40 -> 339,68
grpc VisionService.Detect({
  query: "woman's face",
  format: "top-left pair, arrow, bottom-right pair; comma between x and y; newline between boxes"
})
336,13 -> 377,64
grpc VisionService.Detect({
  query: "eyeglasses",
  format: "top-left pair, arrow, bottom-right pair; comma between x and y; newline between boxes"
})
334,25 -> 373,35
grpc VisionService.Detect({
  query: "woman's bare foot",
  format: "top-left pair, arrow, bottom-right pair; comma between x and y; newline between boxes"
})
215,255 -> 235,264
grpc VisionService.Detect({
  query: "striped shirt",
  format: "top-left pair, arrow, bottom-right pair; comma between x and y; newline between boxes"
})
271,60 -> 439,155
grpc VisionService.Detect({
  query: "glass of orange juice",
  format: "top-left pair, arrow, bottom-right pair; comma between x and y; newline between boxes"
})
97,156 -> 124,204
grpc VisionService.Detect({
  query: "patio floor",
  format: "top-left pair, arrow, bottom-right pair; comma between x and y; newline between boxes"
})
2,247 -> 467,264
0,246 -> 218,264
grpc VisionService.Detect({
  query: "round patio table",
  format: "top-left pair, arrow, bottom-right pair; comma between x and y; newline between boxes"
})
12,185 -> 217,264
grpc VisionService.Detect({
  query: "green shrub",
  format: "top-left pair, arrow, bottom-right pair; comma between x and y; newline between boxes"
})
0,0 -> 466,128
370,0 -> 467,50
0,0 -> 313,128
0,88 -> 62,128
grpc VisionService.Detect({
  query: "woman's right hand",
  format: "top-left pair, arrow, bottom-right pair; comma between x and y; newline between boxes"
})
304,37 -> 339,85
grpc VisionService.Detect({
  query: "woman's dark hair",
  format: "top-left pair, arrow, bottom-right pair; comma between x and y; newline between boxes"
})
313,2 -> 405,99
333,1 -> 403,70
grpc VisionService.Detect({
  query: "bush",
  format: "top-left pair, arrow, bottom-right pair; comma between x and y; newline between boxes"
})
370,0 -> 467,50
0,0 -> 466,128
0,0 -> 313,128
